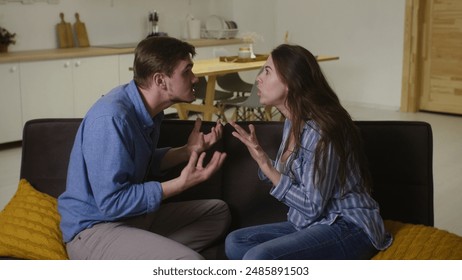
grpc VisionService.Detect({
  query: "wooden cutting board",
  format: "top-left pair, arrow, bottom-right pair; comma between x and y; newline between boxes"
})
74,13 -> 90,47
56,12 -> 74,48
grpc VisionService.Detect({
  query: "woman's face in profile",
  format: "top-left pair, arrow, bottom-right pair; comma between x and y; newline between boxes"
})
256,55 -> 288,109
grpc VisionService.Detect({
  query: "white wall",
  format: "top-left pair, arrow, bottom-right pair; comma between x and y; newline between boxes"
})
274,0 -> 406,110
0,0 -> 215,50
0,0 -> 405,109
229,0 -> 406,110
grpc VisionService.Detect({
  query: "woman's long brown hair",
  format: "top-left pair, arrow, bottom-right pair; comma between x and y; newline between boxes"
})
271,44 -> 372,194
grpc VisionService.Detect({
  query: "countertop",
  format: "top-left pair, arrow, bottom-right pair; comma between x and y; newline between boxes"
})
0,38 -> 245,64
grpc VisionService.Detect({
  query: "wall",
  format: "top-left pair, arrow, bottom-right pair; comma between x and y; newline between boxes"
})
274,0 -> 406,110
218,0 -> 406,110
0,0 -> 406,110
0,0 -> 216,51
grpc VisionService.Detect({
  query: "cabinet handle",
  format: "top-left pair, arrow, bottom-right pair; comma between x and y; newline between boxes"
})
10,66 -> 17,73
64,61 -> 71,68
75,61 -> 81,67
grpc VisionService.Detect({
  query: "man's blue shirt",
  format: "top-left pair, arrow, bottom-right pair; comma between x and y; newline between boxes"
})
58,81 -> 169,243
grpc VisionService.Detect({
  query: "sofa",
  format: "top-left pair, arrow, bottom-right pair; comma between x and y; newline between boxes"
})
1,118 -> 461,260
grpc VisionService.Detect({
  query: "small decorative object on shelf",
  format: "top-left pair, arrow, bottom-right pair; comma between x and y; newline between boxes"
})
0,26 -> 16,53
238,47 -> 251,59
241,32 -> 264,59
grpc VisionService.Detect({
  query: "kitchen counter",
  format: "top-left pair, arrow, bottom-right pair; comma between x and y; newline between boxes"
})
0,38 -> 245,64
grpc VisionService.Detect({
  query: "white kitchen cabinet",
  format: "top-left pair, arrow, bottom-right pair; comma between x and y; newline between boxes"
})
0,41 -> 242,143
73,56 -> 119,117
20,55 -> 120,121
20,59 -> 74,123
0,63 -> 22,144
119,53 -> 135,85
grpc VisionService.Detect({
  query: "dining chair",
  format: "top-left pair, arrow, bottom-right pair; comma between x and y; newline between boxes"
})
216,72 -> 253,97
168,77 -> 233,120
217,75 -> 283,122
194,76 -> 234,102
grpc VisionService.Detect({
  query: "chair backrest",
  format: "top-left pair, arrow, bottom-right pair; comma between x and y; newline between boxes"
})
228,67 -> 264,109
193,76 -> 208,99
216,72 -> 253,94
238,80 -> 262,108
194,76 -> 234,101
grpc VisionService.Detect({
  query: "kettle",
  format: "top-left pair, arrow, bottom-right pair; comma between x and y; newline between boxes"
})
183,14 -> 201,40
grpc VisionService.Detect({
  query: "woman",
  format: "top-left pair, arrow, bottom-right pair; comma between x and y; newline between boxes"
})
225,44 -> 392,260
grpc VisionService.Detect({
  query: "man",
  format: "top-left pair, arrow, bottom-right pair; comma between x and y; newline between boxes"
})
58,36 -> 229,260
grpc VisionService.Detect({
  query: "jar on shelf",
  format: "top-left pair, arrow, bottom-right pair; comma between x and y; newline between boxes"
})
238,47 -> 251,59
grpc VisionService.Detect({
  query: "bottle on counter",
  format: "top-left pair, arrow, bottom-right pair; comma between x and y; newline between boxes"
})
147,10 -> 168,38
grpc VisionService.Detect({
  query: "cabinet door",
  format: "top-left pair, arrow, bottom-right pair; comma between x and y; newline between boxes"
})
0,63 -> 22,143
119,54 -> 135,85
20,59 -> 74,123
73,56 -> 119,117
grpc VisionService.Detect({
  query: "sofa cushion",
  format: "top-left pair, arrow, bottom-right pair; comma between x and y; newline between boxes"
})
0,179 -> 68,260
20,118 -> 82,199
222,121 -> 288,229
372,220 -> 462,260
356,121 -> 434,226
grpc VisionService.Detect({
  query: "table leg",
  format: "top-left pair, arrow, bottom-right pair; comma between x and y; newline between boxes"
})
203,75 -> 217,121
174,104 -> 189,120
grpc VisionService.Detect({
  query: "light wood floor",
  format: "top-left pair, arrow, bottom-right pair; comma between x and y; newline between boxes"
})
1,104 -> 461,236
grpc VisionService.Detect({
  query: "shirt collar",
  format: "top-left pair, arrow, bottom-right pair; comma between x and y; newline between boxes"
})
126,80 -> 164,133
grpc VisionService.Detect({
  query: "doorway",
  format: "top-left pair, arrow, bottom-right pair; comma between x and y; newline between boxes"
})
401,0 -> 462,114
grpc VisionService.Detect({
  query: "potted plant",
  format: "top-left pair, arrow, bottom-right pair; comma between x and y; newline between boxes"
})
0,27 -> 16,53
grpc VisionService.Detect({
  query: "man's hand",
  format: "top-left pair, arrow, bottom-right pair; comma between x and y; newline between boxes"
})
187,118 -> 223,155
161,150 -> 227,199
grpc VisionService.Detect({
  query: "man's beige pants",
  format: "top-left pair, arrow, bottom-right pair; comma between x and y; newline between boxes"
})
66,199 -> 230,259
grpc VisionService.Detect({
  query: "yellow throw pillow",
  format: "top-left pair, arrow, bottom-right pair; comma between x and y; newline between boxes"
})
372,220 -> 462,260
0,179 -> 68,259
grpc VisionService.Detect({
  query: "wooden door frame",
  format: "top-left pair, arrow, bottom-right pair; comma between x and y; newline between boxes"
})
401,0 -> 426,112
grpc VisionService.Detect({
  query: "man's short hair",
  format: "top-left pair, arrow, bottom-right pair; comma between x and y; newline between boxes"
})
133,36 -> 196,89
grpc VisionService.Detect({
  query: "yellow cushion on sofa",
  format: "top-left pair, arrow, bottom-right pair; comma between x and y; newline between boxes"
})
372,220 -> 462,260
0,179 -> 68,260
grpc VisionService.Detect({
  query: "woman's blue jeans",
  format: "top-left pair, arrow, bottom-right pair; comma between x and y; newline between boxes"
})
225,217 -> 378,260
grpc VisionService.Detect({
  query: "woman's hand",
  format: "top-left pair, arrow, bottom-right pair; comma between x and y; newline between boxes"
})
187,118 -> 223,155
229,121 -> 281,186
229,121 -> 271,167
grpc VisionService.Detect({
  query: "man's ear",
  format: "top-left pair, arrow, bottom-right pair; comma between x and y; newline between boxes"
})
153,73 -> 167,89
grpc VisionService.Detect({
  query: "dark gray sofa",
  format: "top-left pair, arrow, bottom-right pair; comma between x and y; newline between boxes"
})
5,118 -> 435,259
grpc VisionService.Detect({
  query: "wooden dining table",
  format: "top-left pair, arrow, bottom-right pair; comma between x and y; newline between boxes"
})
174,55 -> 339,121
